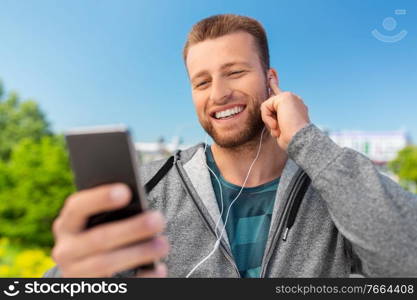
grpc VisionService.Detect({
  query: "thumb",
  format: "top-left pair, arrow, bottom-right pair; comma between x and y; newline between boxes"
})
269,77 -> 282,96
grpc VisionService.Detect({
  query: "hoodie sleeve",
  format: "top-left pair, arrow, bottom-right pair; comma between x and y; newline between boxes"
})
287,123 -> 417,277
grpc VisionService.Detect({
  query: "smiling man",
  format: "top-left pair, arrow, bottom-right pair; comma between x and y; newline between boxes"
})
45,14 -> 417,278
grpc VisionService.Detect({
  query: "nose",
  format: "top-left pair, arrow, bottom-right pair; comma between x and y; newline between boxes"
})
210,77 -> 232,105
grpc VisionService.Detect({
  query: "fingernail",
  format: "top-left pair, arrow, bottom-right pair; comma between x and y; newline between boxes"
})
110,184 -> 130,202
152,237 -> 167,250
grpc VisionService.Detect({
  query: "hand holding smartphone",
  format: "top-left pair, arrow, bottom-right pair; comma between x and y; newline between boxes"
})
65,125 -> 148,228
50,125 -> 169,277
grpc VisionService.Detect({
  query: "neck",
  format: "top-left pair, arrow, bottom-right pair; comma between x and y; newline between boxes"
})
210,131 -> 287,187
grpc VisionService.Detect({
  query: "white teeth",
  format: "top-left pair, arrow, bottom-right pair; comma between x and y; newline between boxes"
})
215,106 -> 244,119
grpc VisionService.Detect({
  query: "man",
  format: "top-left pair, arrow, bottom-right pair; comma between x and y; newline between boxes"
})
45,14 -> 417,278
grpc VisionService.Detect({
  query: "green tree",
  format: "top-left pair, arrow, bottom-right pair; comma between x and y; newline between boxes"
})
389,145 -> 417,193
0,81 -> 51,160
0,135 -> 75,247
0,80 -> 4,98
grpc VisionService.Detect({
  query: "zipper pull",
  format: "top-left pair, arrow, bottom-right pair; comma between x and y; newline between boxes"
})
282,227 -> 289,241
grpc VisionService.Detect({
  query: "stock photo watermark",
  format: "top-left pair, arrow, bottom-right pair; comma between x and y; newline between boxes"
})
2,280 -> 128,297
3,281 -> 20,297
372,9 -> 408,43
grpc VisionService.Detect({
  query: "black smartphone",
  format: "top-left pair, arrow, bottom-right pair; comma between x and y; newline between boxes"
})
65,124 -> 154,275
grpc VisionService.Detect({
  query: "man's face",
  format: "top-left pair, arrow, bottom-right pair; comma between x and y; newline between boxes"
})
186,31 -> 269,148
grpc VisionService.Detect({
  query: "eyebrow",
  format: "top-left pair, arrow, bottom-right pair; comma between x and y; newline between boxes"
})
190,61 -> 251,82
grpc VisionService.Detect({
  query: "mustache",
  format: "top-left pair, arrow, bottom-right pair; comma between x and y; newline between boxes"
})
204,88 -> 268,116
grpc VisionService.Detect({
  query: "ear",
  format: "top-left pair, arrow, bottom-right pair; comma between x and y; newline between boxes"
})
266,68 -> 279,96
267,68 -> 279,84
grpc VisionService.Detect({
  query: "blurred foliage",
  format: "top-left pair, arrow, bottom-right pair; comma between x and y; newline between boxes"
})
0,81 -> 51,161
0,80 -> 73,276
0,81 -> 75,252
0,80 -> 3,98
0,238 -> 54,277
0,136 -> 75,247
389,145 -> 417,193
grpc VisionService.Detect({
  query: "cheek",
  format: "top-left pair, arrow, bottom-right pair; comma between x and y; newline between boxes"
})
192,95 -> 207,117
233,74 -> 265,96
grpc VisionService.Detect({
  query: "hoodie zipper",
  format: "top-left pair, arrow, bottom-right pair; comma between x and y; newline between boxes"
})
259,169 -> 307,278
174,156 -> 241,278
282,173 -> 310,241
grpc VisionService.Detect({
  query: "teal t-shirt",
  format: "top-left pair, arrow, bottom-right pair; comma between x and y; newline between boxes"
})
205,146 -> 279,278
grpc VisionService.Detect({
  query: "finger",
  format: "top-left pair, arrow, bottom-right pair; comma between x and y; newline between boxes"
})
62,236 -> 170,277
269,77 -> 282,95
261,108 -> 278,131
261,100 -> 278,130
270,127 -> 281,138
62,211 -> 166,259
136,263 -> 168,278
55,183 -> 131,235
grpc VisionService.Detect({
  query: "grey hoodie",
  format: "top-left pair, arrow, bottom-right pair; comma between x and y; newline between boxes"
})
44,124 -> 417,277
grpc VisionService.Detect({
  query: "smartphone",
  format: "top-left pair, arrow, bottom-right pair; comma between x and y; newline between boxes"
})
65,124 -> 154,274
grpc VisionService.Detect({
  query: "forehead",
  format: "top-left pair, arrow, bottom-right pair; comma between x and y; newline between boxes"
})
186,31 -> 260,78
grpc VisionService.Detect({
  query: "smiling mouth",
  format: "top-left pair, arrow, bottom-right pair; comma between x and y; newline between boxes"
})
211,105 -> 246,120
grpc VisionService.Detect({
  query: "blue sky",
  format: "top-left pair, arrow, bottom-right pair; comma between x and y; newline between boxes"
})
0,0 -> 416,144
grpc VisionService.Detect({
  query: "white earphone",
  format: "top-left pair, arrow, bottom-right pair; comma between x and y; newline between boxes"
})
268,75 -> 273,96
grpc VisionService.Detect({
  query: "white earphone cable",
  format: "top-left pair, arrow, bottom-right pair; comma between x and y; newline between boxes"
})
186,127 -> 266,278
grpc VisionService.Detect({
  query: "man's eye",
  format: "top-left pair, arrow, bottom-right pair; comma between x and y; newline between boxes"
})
196,81 -> 208,88
228,70 -> 244,76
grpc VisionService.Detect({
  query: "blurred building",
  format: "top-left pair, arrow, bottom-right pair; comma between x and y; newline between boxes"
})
329,130 -> 411,164
135,136 -> 192,164
327,129 -> 412,179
